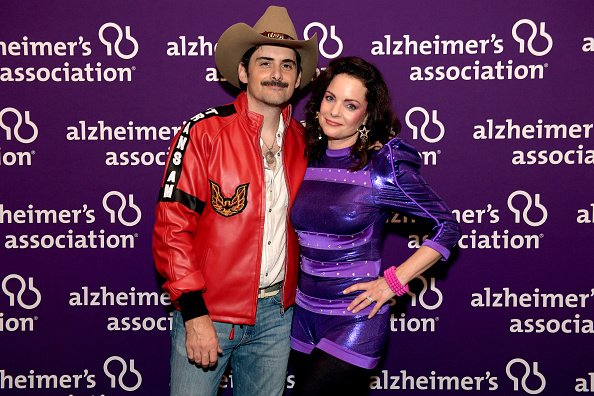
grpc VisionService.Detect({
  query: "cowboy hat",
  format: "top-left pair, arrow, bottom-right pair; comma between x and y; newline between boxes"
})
215,6 -> 318,89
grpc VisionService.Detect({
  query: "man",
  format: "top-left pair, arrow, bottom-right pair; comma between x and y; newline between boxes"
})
152,6 -> 318,396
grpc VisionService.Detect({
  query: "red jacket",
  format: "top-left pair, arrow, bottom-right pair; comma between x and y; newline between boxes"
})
152,92 -> 307,325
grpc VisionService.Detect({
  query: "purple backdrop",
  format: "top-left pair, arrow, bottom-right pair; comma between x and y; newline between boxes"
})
1,0 -> 593,395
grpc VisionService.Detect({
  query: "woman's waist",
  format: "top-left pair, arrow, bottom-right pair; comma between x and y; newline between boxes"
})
297,271 -> 377,301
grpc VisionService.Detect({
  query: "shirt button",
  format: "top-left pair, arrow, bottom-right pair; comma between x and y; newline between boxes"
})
269,209 -> 272,212
268,241 -> 272,245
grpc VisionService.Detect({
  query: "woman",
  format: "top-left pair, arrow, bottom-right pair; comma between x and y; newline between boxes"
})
289,57 -> 462,395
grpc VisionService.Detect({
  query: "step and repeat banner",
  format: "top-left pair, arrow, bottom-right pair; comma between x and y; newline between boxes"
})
1,0 -> 593,395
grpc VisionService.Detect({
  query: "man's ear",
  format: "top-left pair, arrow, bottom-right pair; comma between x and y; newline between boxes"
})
294,71 -> 302,89
238,62 -> 248,84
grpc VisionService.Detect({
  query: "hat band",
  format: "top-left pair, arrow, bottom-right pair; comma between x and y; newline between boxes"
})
260,31 -> 295,40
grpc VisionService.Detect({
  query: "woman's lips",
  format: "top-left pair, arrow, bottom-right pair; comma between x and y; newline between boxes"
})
324,118 -> 341,127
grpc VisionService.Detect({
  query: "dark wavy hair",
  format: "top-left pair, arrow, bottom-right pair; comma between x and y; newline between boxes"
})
304,56 -> 401,170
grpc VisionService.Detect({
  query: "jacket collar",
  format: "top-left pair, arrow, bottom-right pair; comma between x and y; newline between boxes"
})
234,91 -> 293,133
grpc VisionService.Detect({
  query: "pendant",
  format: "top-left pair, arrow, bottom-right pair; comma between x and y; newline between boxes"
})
264,150 -> 276,166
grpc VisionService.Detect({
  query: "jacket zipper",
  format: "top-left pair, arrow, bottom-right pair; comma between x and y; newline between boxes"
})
254,123 -> 266,315
279,115 -> 292,318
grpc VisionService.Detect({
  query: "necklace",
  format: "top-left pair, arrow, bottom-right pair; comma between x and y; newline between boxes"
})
261,138 -> 278,167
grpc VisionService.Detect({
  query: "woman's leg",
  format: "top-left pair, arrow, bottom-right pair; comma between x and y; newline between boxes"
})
291,348 -> 370,396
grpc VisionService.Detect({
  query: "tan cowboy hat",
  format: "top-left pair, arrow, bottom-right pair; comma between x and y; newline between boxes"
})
215,6 -> 318,89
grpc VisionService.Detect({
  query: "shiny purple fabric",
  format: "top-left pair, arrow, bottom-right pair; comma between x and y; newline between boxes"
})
371,139 -> 462,257
291,305 -> 390,369
303,167 -> 372,186
290,138 -> 461,368
297,223 -> 374,250
300,257 -> 381,278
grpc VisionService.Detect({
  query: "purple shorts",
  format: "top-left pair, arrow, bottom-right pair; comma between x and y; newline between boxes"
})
290,303 -> 390,369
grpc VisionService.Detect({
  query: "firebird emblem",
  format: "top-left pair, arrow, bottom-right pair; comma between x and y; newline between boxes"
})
209,180 -> 249,217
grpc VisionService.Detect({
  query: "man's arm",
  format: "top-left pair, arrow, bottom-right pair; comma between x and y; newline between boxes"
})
152,120 -> 222,367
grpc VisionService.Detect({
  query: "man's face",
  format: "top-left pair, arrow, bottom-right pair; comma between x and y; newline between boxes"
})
238,45 -> 301,110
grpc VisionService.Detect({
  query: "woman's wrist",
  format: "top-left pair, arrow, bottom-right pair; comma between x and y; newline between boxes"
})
383,266 -> 409,296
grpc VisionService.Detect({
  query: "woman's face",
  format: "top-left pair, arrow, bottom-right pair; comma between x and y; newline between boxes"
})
318,73 -> 368,149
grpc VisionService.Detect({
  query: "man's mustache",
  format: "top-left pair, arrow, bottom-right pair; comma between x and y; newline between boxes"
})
261,80 -> 289,88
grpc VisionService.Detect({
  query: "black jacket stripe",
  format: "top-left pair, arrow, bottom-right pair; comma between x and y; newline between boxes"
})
157,103 -> 237,214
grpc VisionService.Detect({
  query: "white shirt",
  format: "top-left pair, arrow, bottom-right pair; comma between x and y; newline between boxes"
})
259,115 -> 288,288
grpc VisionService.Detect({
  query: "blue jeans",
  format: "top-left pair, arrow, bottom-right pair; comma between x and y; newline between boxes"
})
170,293 -> 293,396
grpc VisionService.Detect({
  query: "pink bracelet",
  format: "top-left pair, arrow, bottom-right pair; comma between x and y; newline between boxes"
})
383,266 -> 409,296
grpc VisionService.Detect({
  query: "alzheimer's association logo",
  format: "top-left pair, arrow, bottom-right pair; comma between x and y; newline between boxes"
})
506,358 -> 546,394
0,107 -> 38,144
98,22 -> 139,59
104,355 -> 142,391
1,274 -> 42,310
507,190 -> 548,227
405,107 -> 445,144
303,22 -> 343,59
102,191 -> 142,226
512,19 -> 553,57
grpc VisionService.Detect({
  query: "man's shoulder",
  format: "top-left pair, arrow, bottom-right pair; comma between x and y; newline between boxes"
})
185,103 -> 237,128
178,103 -> 238,141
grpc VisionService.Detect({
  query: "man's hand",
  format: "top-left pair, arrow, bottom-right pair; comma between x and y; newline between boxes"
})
185,315 -> 223,368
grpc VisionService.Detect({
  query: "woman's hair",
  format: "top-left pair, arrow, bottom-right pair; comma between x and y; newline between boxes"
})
303,56 -> 401,170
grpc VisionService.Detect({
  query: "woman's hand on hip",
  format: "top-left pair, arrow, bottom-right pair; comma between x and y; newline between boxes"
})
343,277 -> 395,318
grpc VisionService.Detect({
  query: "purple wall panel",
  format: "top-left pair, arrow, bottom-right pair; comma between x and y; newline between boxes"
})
1,0 -> 593,395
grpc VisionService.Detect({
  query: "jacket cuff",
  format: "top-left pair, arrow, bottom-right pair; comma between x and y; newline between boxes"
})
422,239 -> 450,261
178,291 -> 209,322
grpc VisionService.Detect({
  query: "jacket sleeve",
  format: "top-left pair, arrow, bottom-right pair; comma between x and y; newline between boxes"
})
371,138 -> 461,260
152,118 -> 211,312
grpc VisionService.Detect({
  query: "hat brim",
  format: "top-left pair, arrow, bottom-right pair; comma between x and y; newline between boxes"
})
215,23 -> 318,89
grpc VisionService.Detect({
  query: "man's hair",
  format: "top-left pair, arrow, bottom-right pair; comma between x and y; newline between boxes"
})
238,45 -> 302,91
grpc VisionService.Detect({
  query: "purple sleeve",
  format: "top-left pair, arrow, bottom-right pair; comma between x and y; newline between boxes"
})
371,138 -> 461,260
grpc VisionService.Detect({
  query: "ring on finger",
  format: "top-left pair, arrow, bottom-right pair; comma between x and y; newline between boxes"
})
366,296 -> 374,303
